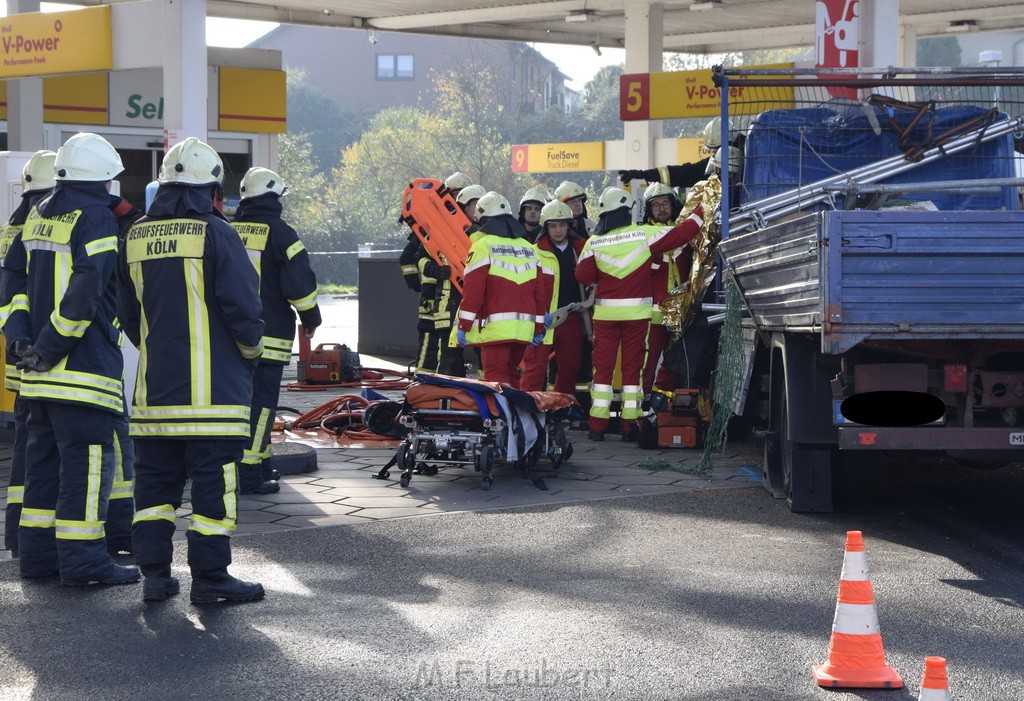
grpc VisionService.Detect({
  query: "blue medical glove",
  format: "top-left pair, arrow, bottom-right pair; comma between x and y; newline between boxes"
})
530,332 -> 545,347
456,329 -> 468,347
543,313 -> 554,329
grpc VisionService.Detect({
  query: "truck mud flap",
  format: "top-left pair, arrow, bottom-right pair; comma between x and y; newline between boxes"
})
401,178 -> 472,293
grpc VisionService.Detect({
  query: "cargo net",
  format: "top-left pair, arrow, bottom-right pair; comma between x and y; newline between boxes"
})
713,67 -> 1024,234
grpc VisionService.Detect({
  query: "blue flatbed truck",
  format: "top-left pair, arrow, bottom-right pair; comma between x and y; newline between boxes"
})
719,209 -> 1024,512
713,67 -> 1024,512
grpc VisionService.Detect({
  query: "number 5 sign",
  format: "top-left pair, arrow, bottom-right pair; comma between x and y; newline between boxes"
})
619,74 -> 650,121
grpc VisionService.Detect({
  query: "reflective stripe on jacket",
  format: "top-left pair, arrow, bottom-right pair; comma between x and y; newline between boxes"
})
457,235 -> 545,345
3,189 -> 124,412
118,211 -> 263,437
575,212 -> 703,322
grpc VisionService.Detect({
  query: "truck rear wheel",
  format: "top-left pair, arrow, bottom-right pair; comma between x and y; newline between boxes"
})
779,392 -> 834,512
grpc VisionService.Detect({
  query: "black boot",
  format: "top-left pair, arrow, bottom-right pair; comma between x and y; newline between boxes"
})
261,464 -> 281,482
61,561 -> 141,587
141,563 -> 180,602
588,430 -> 605,442
239,465 -> 280,495
190,567 -> 265,605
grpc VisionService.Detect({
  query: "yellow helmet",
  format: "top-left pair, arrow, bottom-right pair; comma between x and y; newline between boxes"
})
539,200 -> 573,226
554,180 -> 587,203
455,184 -> 486,206
54,133 -> 124,182
239,167 -> 286,200
159,137 -> 224,185
475,191 -> 512,219
444,171 -> 473,192
21,150 -> 57,192
595,187 -> 634,217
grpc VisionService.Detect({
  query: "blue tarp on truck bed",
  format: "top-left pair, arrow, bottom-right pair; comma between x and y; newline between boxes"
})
740,104 -> 1018,210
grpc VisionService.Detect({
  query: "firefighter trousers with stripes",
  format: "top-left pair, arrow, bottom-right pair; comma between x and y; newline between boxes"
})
132,438 -> 243,574
242,362 -> 285,471
19,399 -> 116,580
4,395 -> 28,552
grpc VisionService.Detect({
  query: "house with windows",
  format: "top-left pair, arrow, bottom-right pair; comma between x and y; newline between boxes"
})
248,25 -> 576,115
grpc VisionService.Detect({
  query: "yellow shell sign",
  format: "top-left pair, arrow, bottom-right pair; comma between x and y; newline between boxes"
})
511,142 -> 604,173
0,6 -> 111,79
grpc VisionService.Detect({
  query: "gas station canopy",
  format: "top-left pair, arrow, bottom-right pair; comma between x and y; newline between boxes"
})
72,0 -> 1024,54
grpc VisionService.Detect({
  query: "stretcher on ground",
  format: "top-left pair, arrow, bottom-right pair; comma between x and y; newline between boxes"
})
375,373 -> 579,490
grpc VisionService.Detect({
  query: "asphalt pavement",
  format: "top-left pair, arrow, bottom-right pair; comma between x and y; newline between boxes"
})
2,430 -> 1024,700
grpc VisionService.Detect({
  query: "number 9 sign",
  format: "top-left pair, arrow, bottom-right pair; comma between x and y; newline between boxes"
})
619,74 -> 650,121
511,145 -> 529,173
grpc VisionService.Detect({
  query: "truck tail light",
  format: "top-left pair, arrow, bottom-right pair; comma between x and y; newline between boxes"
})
943,364 -> 968,393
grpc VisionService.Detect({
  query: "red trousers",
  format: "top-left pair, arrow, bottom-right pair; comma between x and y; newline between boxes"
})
520,313 -> 585,394
480,342 -> 526,387
643,323 -> 681,394
589,318 -> 649,432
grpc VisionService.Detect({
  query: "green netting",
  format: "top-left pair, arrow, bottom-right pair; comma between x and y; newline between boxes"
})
695,274 -> 746,475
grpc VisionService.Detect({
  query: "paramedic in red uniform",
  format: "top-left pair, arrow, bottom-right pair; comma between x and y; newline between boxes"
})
520,201 -> 586,393
575,187 -> 703,442
455,192 -> 547,387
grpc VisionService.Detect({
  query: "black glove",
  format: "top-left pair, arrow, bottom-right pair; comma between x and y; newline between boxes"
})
9,338 -> 31,358
618,169 -> 645,183
436,265 -> 452,280
16,348 -> 54,373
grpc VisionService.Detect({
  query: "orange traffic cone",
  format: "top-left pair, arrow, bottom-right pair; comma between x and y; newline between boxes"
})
918,657 -> 952,700
812,530 -> 903,689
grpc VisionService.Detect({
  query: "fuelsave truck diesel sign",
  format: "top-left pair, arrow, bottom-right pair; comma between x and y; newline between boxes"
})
0,7 -> 111,79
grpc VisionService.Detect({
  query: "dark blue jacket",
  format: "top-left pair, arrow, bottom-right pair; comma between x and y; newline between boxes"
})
1,181 -> 123,413
231,194 -> 320,365
117,183 -> 264,437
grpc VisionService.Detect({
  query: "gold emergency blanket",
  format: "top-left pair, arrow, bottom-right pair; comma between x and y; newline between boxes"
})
660,175 -> 722,338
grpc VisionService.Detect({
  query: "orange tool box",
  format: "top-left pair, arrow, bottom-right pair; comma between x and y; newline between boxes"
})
401,178 -> 472,292
656,389 -> 710,449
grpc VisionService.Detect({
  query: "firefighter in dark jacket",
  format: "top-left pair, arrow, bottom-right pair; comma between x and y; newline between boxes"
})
117,137 -> 265,604
232,167 -> 321,494
0,133 -> 139,585
0,150 -> 55,558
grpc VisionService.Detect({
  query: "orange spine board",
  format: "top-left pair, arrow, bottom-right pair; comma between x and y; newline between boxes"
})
402,178 -> 473,293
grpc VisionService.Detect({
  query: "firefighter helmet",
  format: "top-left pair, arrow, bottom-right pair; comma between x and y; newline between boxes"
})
54,133 -> 124,182
554,180 -> 587,203
475,191 -> 512,219
444,171 -> 473,192
703,117 -> 726,149
455,184 -> 486,206
159,137 -> 224,185
641,182 -> 677,206
21,150 -> 57,192
539,200 -> 573,226
595,187 -> 635,217
239,167 -> 287,200
519,185 -> 551,209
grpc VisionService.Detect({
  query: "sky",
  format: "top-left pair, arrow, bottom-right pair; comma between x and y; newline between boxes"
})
1,4 -> 623,92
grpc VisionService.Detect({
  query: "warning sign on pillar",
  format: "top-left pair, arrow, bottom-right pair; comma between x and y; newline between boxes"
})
162,129 -> 180,153
815,0 -> 860,98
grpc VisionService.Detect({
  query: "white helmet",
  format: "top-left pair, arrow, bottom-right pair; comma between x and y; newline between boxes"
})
595,187 -> 635,217
539,200 -> 573,226
519,185 -> 550,209
159,137 -> 224,185
475,191 -> 512,219
642,182 -> 677,207
444,171 -> 473,192
456,184 -> 486,206
54,133 -> 124,182
707,145 -> 742,176
240,167 -> 286,200
22,150 -> 57,192
554,180 -> 587,203
703,117 -> 728,150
